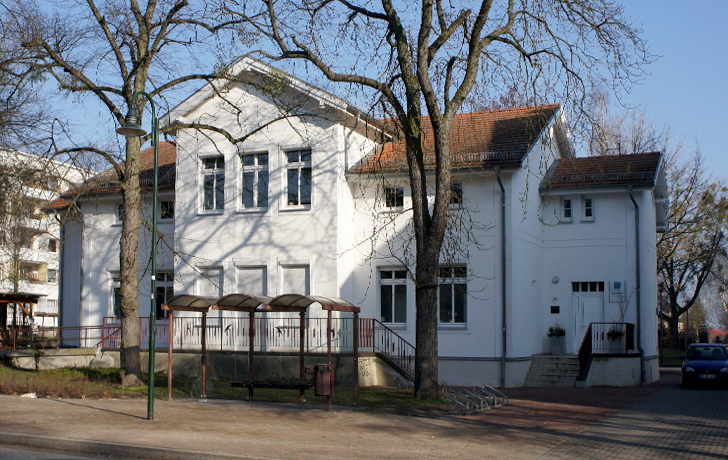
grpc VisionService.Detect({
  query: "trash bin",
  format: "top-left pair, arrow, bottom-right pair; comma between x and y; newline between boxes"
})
314,364 -> 333,396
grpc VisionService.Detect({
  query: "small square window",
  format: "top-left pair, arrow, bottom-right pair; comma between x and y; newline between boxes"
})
385,186 -> 404,208
160,200 -> 175,220
47,269 -> 58,284
451,183 -> 463,207
117,204 -> 125,223
48,238 -> 59,253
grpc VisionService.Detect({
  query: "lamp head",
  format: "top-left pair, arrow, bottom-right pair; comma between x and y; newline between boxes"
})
116,105 -> 148,138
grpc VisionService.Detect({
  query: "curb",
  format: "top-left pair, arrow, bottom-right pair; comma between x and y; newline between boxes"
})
0,431 -> 278,460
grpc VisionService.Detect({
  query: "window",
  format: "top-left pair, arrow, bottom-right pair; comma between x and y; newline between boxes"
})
111,274 -> 122,317
241,152 -> 269,210
438,266 -> 467,324
198,267 -> 223,298
160,200 -> 175,220
286,149 -> 311,207
281,265 -> 310,295
384,186 -> 404,208
201,156 -> 225,211
237,266 -> 267,295
583,197 -> 594,221
562,199 -> 572,221
380,269 -> 407,324
155,272 -> 174,318
571,281 -> 605,293
47,269 -> 58,284
48,238 -> 59,253
116,204 -> 125,224
450,183 -> 463,208
47,299 -> 58,314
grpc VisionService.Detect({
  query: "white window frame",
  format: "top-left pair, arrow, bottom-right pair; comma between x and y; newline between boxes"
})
450,183 -> 463,209
197,266 -> 224,298
47,269 -> 58,284
582,196 -> 594,222
155,272 -> 174,318
239,151 -> 269,212
384,185 -> 404,210
159,199 -> 175,221
110,271 -> 122,318
236,265 -> 268,296
200,155 -> 225,213
280,264 -> 310,295
437,266 -> 467,327
114,204 -> 125,226
561,198 -> 573,222
379,268 -> 408,326
284,149 -> 312,210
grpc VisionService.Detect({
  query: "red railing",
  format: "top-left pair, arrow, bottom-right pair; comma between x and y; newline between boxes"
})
578,322 -> 635,380
101,315 -> 415,380
0,325 -> 105,350
358,318 -> 415,381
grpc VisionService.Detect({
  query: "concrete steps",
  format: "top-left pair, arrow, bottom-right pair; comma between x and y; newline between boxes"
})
524,354 -> 580,387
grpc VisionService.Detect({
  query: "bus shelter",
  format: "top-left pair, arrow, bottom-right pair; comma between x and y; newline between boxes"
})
162,293 -> 360,410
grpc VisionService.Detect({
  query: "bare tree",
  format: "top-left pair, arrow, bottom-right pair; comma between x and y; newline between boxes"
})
658,154 -> 728,348
220,0 -> 652,398
0,0 -> 255,385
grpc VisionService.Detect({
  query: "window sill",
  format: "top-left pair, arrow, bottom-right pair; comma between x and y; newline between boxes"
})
438,324 -> 467,331
280,206 -> 311,213
238,208 -> 269,214
198,210 -> 224,216
559,218 -> 573,224
382,323 -> 407,330
580,217 -> 595,223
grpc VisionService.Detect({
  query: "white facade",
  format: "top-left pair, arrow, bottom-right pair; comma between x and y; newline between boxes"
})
0,149 -> 87,327
59,58 -> 665,386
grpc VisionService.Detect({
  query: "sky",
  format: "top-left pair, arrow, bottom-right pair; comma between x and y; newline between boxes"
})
621,1 -> 728,181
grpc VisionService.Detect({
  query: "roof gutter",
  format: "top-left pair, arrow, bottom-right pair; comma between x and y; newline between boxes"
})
497,167 -> 507,387
628,187 -> 646,385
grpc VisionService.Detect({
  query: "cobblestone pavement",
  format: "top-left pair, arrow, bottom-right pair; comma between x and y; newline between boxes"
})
537,377 -> 728,459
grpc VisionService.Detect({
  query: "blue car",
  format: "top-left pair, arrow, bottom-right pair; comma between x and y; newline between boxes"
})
681,344 -> 728,389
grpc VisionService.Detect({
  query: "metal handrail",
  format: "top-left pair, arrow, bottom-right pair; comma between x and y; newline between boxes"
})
578,322 -> 635,379
101,315 -> 416,380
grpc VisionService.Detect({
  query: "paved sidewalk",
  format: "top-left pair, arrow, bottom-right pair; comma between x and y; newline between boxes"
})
0,369 -> 724,459
537,378 -> 728,459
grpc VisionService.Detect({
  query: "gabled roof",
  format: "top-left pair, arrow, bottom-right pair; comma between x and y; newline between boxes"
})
163,56 -> 392,140
349,104 -> 561,174
541,152 -> 662,192
49,142 -> 177,209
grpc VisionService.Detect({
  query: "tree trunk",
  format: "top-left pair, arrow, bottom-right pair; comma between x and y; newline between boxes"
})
414,264 -> 439,400
668,315 -> 680,349
119,140 -> 143,387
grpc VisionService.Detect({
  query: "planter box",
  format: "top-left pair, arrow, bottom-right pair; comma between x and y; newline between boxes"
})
550,335 -> 566,356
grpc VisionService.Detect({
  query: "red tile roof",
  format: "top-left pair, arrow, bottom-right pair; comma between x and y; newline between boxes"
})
350,104 -> 560,174
542,152 -> 661,190
49,141 -> 177,209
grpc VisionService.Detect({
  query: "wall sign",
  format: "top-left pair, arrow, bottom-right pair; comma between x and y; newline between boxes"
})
609,281 -> 626,303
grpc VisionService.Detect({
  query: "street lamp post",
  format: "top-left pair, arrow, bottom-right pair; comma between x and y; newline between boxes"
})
116,91 -> 159,421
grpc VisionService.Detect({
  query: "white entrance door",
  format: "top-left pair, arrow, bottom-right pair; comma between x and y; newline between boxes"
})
573,293 -> 605,352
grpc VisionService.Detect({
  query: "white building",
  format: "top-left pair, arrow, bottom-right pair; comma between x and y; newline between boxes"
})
56,58 -> 667,387
0,149 -> 88,328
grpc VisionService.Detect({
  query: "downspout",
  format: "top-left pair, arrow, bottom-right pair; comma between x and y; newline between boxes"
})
628,187 -> 646,385
496,167 -> 507,387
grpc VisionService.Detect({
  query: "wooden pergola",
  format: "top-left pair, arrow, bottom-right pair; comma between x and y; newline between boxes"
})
162,293 -> 360,410
0,293 -> 41,347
